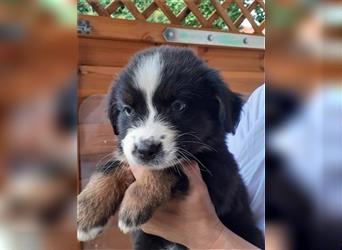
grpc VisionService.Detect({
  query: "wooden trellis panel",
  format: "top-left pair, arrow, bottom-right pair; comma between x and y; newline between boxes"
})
85,0 -> 265,35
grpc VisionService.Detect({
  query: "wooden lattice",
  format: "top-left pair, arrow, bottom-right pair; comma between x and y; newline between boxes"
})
85,0 -> 265,35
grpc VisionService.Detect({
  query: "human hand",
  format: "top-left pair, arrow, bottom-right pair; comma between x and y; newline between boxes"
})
130,163 -> 259,249
130,162 -> 223,249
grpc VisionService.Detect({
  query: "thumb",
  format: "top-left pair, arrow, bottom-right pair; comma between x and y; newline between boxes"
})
130,165 -> 145,180
182,162 -> 205,190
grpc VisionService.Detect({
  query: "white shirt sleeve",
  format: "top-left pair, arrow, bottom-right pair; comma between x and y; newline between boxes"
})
226,84 -> 265,234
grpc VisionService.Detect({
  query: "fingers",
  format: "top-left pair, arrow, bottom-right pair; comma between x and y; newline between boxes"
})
130,162 -> 206,193
129,165 -> 144,179
182,162 -> 205,190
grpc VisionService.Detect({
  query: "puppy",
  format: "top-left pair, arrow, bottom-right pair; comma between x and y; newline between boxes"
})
77,46 -> 264,249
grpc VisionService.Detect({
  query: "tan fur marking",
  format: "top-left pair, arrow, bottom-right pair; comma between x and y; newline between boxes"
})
77,164 -> 134,231
118,170 -> 177,231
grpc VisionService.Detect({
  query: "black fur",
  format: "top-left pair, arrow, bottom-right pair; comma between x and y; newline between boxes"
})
108,46 -> 264,249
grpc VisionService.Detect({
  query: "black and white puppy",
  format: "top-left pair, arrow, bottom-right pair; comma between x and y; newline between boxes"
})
77,46 -> 264,249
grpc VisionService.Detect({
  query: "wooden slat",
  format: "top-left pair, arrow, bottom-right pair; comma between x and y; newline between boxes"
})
78,15 -> 167,43
220,71 -> 264,95
142,2 -> 158,19
120,0 -> 145,21
199,46 -> 264,72
105,0 -> 122,15
79,40 -> 264,70
199,46 -> 264,59
80,65 -> 121,76
154,0 -> 180,24
235,0 -> 262,34
86,0 -> 110,16
78,73 -> 112,102
203,56 -> 263,72
79,38 -> 153,66
78,94 -> 108,124
79,123 -> 115,156
176,0 -> 200,22
78,66 -> 121,102
259,19 -> 265,32
234,0 -> 258,28
256,0 -> 266,10
210,0 -> 238,32
184,0 -> 210,28
207,0 -> 232,26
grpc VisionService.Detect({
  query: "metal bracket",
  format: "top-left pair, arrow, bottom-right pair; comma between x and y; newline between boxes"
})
163,27 -> 264,50
77,20 -> 92,35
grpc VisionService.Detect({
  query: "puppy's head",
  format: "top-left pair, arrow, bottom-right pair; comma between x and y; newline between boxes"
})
108,46 -> 241,169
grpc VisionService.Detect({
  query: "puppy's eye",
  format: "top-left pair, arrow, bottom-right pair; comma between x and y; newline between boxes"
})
123,105 -> 133,116
171,101 -> 186,112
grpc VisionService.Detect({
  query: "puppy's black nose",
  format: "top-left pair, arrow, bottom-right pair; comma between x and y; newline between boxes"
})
134,139 -> 162,161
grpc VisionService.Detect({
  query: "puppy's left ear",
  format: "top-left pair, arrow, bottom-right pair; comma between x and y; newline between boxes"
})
215,83 -> 242,134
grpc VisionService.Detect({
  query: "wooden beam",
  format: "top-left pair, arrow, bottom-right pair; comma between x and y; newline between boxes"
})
78,15 -> 265,49
78,15 -> 166,43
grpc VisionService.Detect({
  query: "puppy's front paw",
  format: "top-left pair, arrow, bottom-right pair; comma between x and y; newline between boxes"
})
77,226 -> 104,241
118,201 -> 153,234
77,193 -> 109,241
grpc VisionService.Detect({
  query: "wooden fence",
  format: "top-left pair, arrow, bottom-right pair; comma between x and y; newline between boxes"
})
84,0 -> 265,35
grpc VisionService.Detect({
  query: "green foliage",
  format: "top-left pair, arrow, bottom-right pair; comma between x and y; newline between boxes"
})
254,4 -> 265,23
78,0 -> 95,16
77,0 -> 265,30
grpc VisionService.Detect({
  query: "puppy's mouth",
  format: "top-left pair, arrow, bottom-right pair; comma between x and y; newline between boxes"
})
131,147 -> 167,169
122,135 -> 178,170
122,136 -> 206,170
128,152 -> 178,170
127,143 -> 200,170
121,133 -> 209,170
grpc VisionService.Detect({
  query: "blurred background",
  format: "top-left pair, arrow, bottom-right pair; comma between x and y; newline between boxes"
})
0,0 -> 341,249
266,1 -> 342,250
0,0 -> 78,249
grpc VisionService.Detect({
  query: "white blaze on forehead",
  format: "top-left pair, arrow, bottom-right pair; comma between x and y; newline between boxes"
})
133,52 -> 163,104
132,51 -> 165,138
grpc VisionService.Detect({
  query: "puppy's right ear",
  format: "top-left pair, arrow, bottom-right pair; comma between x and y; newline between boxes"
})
107,86 -> 119,135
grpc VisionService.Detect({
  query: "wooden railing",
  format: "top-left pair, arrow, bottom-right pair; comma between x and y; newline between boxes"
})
82,0 -> 265,35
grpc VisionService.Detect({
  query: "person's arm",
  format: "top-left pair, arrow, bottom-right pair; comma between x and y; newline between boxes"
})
130,163 -> 259,249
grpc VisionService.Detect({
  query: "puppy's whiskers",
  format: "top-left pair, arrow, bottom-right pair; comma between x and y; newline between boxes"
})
177,147 -> 213,176
175,132 -> 217,152
96,152 -> 115,168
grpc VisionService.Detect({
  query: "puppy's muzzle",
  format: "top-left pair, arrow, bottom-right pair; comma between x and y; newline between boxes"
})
133,138 -> 162,162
